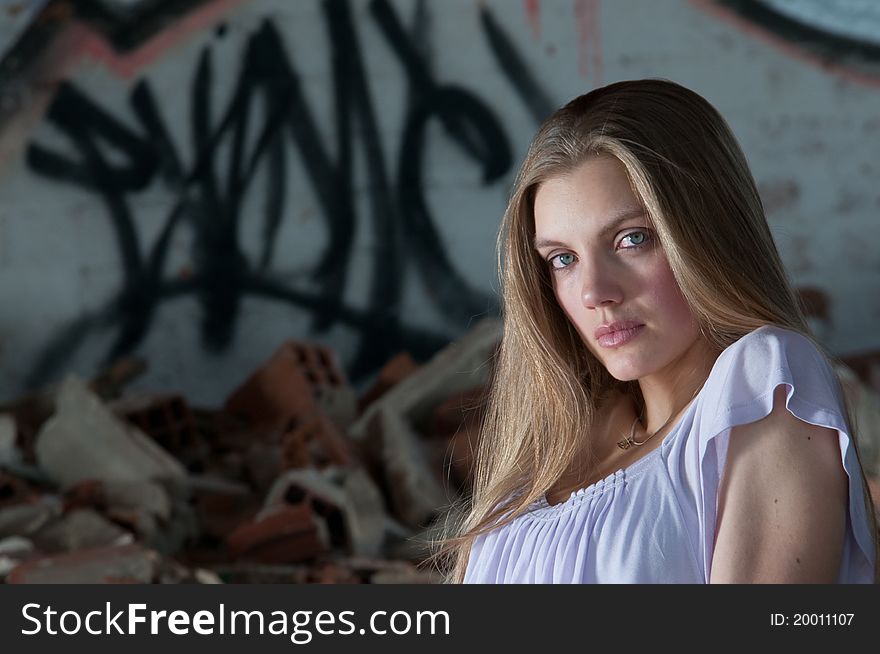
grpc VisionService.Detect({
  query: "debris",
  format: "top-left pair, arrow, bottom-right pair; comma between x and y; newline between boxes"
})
0,536 -> 35,579
351,319 -> 500,438
110,393 -> 206,472
0,414 -> 19,466
226,504 -> 327,564
194,567 -> 224,584
189,476 -> 260,543
0,390 -> 55,465
6,543 -> 159,584
358,352 -> 419,413
31,508 -> 133,553
225,342 -> 329,431
0,496 -> 62,539
0,471 -> 34,509
282,413 -> 353,470
0,535 -> 34,556
0,326 -> 506,583
243,440 -> 285,495
35,376 -> 187,489
349,320 -> 499,527
104,480 -> 173,522
89,356 -> 148,401
363,407 -> 448,529
264,466 -> 386,557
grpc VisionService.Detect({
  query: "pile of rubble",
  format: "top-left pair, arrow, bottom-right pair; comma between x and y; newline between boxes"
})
3,311 -> 879,584
0,320 -> 500,583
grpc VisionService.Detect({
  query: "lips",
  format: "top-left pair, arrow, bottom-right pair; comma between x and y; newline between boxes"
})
594,320 -> 644,340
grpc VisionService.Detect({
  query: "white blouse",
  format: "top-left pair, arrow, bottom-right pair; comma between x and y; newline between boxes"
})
463,326 -> 876,583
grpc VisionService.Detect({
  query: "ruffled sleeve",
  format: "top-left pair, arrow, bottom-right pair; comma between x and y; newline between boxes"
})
693,325 -> 876,582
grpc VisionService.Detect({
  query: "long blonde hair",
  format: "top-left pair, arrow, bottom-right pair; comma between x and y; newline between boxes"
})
434,79 -> 879,583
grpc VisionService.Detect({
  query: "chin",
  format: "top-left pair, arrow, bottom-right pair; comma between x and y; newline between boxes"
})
606,368 -> 640,382
601,359 -> 644,382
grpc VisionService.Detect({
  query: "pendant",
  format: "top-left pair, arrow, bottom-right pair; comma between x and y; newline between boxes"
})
617,437 -> 633,450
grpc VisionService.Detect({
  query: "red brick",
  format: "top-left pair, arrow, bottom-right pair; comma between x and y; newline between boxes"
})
62,480 -> 106,513
193,490 -> 261,541
111,394 -> 204,468
225,344 -> 321,431
226,504 -> 326,564
282,414 -> 353,470
359,352 -> 419,412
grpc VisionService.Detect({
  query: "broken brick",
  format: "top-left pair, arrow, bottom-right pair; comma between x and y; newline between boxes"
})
265,467 -> 385,557
62,480 -> 106,513
363,408 -> 447,530
282,414 -> 353,470
35,376 -> 187,489
225,344 -> 320,431
359,352 -> 419,413
110,394 -> 205,469
350,319 -> 500,441
225,341 -> 355,432
32,508 -> 133,553
192,488 -> 261,541
226,504 -> 326,564
6,543 -> 159,584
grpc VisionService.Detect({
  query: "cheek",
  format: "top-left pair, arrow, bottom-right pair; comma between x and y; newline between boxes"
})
650,262 -> 696,325
552,276 -> 582,322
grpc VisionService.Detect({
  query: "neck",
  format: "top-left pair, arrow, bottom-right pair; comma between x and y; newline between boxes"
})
636,336 -> 720,434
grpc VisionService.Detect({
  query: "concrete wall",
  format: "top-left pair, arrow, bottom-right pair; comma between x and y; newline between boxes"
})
1,0 -> 879,405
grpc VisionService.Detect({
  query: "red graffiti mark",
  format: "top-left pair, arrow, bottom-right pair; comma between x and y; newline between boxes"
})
56,0 -> 250,80
689,0 -> 880,89
573,0 -> 601,83
525,0 -> 541,39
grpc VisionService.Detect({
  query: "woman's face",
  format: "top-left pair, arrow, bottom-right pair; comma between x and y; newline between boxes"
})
533,155 -> 702,382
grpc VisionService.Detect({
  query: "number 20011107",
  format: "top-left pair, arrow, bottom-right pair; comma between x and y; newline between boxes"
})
771,614 -> 854,626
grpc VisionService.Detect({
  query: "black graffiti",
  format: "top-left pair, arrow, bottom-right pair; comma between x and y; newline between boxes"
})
480,6 -> 556,124
25,0 -> 535,389
71,0 -> 213,53
714,1 -> 880,67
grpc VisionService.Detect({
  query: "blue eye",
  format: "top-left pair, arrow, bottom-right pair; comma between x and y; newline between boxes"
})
550,253 -> 575,269
619,231 -> 650,249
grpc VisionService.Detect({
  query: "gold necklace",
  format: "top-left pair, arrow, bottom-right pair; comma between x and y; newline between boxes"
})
617,414 -> 666,450
616,388 -> 701,451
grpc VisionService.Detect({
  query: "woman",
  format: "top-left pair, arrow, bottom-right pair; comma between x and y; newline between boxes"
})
438,79 -> 878,583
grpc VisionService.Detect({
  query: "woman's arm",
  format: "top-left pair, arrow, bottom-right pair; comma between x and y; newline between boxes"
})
710,385 -> 848,583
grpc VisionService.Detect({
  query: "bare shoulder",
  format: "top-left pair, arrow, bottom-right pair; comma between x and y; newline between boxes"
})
710,385 -> 847,583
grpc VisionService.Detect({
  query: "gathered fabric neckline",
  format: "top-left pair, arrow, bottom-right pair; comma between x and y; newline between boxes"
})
532,390 -> 703,514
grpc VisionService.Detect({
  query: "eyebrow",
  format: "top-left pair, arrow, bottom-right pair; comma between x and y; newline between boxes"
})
533,208 -> 647,250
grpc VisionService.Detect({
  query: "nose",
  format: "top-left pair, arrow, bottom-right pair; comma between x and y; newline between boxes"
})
580,258 -> 623,309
